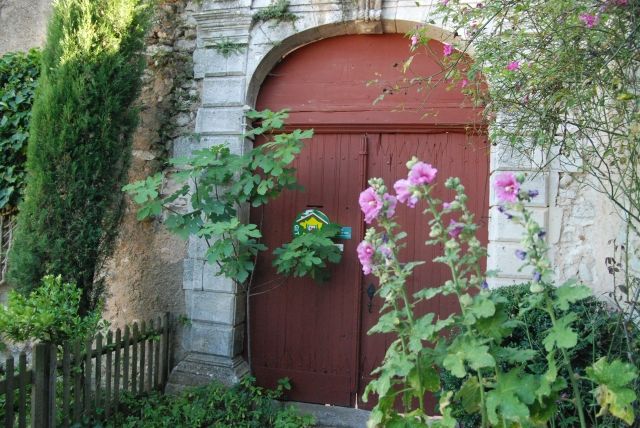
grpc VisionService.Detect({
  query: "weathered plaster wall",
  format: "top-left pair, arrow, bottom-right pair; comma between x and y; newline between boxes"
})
0,0 -> 52,54
101,0 -> 200,365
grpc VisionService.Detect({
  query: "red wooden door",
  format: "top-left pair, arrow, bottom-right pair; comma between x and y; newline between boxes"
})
357,132 -> 489,410
252,33 -> 488,407
250,133 -> 366,406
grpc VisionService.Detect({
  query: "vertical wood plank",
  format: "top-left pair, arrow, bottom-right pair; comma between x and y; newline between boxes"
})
84,339 -> 93,419
18,353 -> 26,428
72,341 -> 82,424
131,323 -> 138,396
5,356 -> 14,428
62,342 -> 71,428
161,313 -> 169,388
153,316 -> 161,389
95,333 -> 102,410
31,344 -> 55,428
138,321 -> 146,394
146,319 -> 154,392
105,331 -> 113,418
114,329 -> 122,407
123,326 -> 130,393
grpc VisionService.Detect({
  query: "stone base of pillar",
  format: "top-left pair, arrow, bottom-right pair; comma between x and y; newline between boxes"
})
165,352 -> 250,394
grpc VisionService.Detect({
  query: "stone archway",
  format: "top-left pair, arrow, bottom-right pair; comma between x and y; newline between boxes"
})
167,1 -> 551,392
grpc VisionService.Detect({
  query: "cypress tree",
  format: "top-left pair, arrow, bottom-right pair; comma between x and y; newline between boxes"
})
7,0 -> 150,311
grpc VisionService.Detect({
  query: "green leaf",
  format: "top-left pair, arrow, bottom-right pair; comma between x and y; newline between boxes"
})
485,369 -> 537,425
586,357 -> 638,425
542,313 -> 578,352
553,280 -> 591,310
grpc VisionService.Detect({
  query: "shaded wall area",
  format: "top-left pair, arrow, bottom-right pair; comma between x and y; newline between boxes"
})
0,0 -> 52,54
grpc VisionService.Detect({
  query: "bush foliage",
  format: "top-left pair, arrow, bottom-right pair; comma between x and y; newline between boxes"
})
0,49 -> 40,213
7,0 -> 151,309
106,377 -> 314,428
0,275 -> 103,344
440,283 -> 640,428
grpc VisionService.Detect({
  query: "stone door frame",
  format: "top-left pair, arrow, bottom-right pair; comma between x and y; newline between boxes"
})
167,0 -> 551,390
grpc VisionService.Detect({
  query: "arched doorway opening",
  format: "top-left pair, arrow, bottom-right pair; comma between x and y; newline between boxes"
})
250,33 -> 489,409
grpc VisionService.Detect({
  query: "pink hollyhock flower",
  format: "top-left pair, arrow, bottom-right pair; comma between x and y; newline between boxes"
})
443,44 -> 453,56
408,162 -> 438,186
506,61 -> 520,71
448,219 -> 464,238
357,241 -> 375,275
460,79 -> 469,88
579,13 -> 599,28
394,179 -> 418,208
359,187 -> 383,224
383,193 -> 397,218
494,172 -> 520,203
411,34 -> 419,47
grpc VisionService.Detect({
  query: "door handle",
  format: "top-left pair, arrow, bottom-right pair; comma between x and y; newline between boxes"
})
366,283 -> 376,313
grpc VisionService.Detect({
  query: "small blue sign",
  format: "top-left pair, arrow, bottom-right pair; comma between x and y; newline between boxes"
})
337,226 -> 352,240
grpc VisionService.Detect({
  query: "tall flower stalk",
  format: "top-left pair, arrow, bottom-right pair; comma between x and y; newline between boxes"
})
359,159 -> 637,427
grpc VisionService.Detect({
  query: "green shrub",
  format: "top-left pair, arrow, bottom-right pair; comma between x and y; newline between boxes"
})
0,275 -> 103,344
440,283 -> 640,428
0,49 -> 40,213
104,377 -> 314,428
7,0 -> 151,310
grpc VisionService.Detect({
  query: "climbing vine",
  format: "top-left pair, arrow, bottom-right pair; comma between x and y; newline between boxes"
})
0,49 -> 40,214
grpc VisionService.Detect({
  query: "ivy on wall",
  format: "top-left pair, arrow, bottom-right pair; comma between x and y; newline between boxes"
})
0,49 -> 40,214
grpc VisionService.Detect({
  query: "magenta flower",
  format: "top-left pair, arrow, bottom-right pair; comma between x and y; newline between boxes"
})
411,34 -> 419,47
359,187 -> 383,224
383,193 -> 397,218
408,162 -> 438,186
494,172 -> 520,203
460,79 -> 469,88
441,0 -> 450,4
579,13 -> 599,28
443,201 -> 452,210
357,241 -> 375,275
448,219 -> 464,238
506,61 -> 520,71
443,44 -> 453,57
394,179 -> 418,208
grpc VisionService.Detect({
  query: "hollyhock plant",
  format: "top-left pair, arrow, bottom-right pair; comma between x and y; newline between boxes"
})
494,172 -> 520,203
506,60 -> 520,71
394,179 -> 418,208
357,240 -> 375,275
579,13 -> 599,28
383,193 -> 397,218
359,187 -> 383,224
448,219 -> 464,238
408,162 -> 438,185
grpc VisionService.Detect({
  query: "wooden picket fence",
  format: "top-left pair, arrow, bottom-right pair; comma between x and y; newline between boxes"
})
0,312 -> 171,428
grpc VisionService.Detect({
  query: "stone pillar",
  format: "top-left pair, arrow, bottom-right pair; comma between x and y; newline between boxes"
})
166,1 -> 252,392
487,142 -> 553,287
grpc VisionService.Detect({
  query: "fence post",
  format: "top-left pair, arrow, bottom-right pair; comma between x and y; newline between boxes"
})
32,343 -> 56,428
160,312 -> 170,388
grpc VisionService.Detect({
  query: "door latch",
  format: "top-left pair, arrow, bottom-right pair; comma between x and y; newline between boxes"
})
366,283 -> 376,313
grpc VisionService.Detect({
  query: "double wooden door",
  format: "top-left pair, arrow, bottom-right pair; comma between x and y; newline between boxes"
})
249,130 -> 489,408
